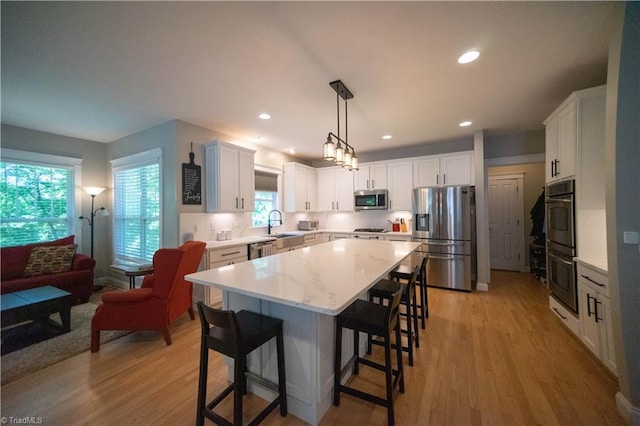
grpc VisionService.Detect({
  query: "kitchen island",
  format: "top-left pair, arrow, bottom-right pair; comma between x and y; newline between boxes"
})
186,238 -> 420,425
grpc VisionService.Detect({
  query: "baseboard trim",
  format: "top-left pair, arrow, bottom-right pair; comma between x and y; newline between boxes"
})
616,391 -> 640,425
476,282 -> 489,291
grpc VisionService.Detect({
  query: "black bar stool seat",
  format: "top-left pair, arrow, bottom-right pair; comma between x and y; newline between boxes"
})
390,256 -> 428,329
334,284 -> 405,425
196,302 -> 287,426
369,266 -> 420,366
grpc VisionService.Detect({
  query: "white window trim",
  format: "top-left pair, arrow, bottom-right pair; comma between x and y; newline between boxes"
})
1,148 -> 84,245
110,148 -> 163,263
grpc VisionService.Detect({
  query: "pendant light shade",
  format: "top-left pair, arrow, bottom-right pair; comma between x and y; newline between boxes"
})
343,148 -> 352,170
335,141 -> 344,165
351,152 -> 359,171
323,134 -> 336,160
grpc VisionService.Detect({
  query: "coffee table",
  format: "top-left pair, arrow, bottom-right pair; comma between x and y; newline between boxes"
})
1,286 -> 73,353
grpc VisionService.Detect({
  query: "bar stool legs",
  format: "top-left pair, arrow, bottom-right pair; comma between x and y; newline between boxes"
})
334,286 -> 405,425
196,302 -> 287,426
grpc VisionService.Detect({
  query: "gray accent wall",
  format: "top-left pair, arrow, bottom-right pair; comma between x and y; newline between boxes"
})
0,124 -> 111,276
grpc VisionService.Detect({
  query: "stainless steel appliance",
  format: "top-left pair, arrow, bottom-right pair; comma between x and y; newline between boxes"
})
354,189 -> 388,211
298,220 -> 319,230
412,186 -> 476,291
546,180 -> 577,313
248,240 -> 276,260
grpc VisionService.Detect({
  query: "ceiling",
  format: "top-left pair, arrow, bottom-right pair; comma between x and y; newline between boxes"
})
1,2 -> 616,160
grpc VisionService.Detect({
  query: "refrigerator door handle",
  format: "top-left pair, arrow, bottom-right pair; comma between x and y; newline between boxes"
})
427,254 -> 463,260
424,241 -> 466,246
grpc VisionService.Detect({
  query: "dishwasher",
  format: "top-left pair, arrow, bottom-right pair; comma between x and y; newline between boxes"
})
248,240 -> 277,260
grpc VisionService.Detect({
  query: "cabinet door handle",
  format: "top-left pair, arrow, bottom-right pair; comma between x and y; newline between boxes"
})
594,298 -> 602,323
437,174 -> 439,185
221,251 -> 242,257
443,174 -> 446,185
241,197 -> 244,209
372,179 -> 375,188
586,293 -> 593,317
332,201 -> 335,210
550,160 -> 555,177
367,180 -> 370,189
336,201 -> 339,210
236,197 -> 239,209
581,274 -> 605,288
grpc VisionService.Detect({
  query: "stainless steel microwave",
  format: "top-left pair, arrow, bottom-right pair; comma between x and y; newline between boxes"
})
354,189 -> 388,211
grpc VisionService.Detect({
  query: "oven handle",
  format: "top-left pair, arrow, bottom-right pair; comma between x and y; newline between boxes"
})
427,254 -> 464,261
547,251 -> 573,266
545,198 -> 573,203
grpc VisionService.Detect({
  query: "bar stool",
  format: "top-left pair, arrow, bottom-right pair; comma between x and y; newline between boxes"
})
390,256 -> 428,329
334,284 -> 405,426
196,302 -> 287,426
368,265 -> 420,366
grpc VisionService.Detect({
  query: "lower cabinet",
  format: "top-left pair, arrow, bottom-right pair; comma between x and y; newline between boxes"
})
577,263 -> 616,375
549,295 -> 580,336
202,245 -> 249,306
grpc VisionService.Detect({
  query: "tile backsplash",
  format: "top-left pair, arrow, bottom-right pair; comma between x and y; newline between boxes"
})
179,209 -> 413,242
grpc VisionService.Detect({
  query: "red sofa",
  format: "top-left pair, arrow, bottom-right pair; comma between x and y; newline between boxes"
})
0,235 -> 96,304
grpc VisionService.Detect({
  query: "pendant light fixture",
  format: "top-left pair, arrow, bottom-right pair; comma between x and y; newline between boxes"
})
322,80 -> 358,171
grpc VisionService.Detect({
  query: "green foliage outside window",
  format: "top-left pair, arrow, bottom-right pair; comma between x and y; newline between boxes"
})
252,191 -> 278,226
0,162 -> 72,247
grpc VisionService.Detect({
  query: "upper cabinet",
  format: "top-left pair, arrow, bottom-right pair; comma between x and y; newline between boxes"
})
547,86 -> 606,259
283,163 -> 316,213
317,167 -> 354,212
544,99 -> 577,182
387,161 -> 412,211
205,141 -> 255,213
354,163 -> 388,190
412,152 -> 474,188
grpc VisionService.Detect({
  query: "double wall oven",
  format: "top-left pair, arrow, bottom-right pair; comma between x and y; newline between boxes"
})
546,180 -> 577,313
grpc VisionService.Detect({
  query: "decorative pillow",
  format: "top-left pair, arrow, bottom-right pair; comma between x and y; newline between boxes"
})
23,244 -> 77,277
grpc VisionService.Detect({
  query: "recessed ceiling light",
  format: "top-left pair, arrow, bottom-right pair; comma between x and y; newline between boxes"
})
459,121 -> 472,127
258,113 -> 271,120
288,149 -> 296,154
382,135 -> 392,140
251,136 -> 262,141
458,50 -> 480,64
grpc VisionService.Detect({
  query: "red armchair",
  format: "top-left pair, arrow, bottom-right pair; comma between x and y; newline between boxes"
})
91,241 -> 206,352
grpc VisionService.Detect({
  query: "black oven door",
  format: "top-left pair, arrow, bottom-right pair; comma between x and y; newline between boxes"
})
548,249 -> 577,313
546,195 -> 575,248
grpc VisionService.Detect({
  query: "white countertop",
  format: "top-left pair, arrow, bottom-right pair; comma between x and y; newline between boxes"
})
574,257 -> 608,274
187,239 -> 421,315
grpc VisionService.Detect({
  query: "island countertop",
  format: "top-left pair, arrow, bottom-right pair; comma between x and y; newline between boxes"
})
186,239 -> 420,315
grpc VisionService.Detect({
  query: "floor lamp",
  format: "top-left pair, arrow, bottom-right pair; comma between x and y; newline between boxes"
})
79,186 -> 110,292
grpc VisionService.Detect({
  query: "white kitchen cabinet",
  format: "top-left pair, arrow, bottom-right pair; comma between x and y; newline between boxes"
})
544,100 -> 576,182
412,152 -> 474,188
303,234 -> 316,247
200,245 -> 249,306
205,141 -> 255,213
577,262 -> 616,375
317,167 -> 354,212
388,161 -> 413,211
544,86 -> 605,185
354,163 -> 388,190
283,162 -> 316,212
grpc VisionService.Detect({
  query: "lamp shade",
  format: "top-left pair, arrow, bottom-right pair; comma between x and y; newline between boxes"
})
83,186 -> 106,196
343,148 -> 352,170
351,153 -> 359,171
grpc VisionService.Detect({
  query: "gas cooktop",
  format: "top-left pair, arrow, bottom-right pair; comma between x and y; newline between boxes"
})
353,228 -> 387,233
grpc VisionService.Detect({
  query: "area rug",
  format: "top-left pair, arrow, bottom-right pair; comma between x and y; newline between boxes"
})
1,302 -> 130,385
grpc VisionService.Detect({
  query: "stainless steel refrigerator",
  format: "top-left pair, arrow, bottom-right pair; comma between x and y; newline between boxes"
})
412,186 -> 476,291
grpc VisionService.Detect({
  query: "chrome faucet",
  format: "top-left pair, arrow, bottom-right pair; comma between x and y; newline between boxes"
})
267,209 -> 282,235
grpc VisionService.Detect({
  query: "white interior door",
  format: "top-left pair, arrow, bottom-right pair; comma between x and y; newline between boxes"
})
489,176 -> 524,271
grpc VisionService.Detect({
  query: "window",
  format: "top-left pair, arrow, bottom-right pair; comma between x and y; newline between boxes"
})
252,170 -> 279,226
111,149 -> 161,264
0,149 -> 80,247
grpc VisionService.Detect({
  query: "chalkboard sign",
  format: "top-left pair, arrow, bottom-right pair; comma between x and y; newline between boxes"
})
182,147 -> 202,205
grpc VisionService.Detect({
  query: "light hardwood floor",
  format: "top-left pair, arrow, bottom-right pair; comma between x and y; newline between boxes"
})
0,271 -> 624,425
